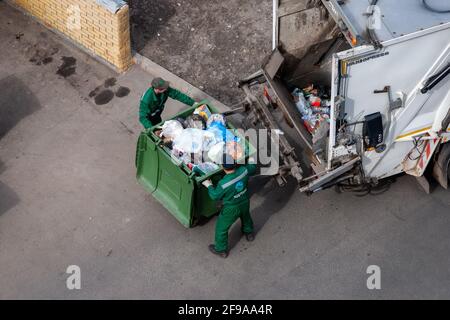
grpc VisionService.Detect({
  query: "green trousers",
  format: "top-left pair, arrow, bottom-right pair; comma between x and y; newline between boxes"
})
215,200 -> 253,252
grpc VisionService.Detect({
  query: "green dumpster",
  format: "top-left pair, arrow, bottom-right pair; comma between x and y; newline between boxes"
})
135,101 -> 255,227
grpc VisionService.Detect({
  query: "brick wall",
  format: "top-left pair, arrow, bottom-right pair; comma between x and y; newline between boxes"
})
11,0 -> 133,72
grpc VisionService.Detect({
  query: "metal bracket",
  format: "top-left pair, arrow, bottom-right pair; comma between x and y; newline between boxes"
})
299,156 -> 361,193
373,86 -> 403,111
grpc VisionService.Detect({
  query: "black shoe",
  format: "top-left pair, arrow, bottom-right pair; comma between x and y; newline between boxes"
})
208,244 -> 228,258
244,232 -> 255,242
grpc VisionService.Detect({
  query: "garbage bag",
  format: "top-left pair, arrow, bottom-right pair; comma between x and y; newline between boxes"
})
186,114 -> 206,130
207,113 -> 226,127
292,88 -> 312,117
309,95 -> 322,107
309,94 -> 330,114
172,128 -> 216,154
175,117 -> 188,128
193,104 -> 212,122
161,120 -> 184,140
207,142 -> 225,164
206,122 -> 238,144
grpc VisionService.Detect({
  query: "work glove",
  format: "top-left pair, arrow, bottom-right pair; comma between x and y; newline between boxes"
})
202,179 -> 213,188
192,102 -> 202,108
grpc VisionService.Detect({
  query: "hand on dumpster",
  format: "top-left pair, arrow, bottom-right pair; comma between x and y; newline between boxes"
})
202,179 -> 213,188
192,102 -> 202,108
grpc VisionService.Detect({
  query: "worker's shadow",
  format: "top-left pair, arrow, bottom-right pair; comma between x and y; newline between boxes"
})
227,174 -> 297,250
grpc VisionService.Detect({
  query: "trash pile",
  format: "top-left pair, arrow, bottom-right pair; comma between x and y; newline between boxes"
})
155,104 -> 242,176
292,84 -> 331,134
292,84 -> 331,157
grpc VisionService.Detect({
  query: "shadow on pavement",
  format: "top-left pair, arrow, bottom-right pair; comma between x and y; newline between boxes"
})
0,160 -> 20,216
0,75 -> 42,138
227,174 -> 297,250
0,75 -> 35,216
0,181 -> 20,217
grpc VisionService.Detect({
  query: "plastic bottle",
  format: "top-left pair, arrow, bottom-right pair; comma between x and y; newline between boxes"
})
292,88 -> 312,117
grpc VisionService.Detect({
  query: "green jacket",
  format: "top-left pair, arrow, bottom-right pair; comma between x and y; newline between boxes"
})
139,87 -> 195,128
208,164 -> 257,206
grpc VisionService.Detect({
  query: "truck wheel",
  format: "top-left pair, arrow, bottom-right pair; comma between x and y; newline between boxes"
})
432,142 -> 450,189
447,157 -> 450,182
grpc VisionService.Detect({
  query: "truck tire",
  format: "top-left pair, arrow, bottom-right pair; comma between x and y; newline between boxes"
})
432,142 -> 450,189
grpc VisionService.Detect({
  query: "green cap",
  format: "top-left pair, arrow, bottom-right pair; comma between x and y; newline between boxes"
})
151,77 -> 169,90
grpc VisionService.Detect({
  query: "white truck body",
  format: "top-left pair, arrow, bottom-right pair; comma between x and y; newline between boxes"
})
240,0 -> 450,193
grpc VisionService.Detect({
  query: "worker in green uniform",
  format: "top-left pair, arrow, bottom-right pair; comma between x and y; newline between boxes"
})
139,77 -> 197,129
202,154 -> 257,258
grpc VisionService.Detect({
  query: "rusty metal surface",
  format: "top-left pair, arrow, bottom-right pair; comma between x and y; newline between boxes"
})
275,0 -> 347,87
242,83 -> 304,185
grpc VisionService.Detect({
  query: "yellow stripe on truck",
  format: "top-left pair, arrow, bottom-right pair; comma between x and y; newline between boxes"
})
395,126 -> 432,140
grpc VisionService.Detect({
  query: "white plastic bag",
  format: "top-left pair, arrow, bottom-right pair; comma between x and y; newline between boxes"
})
207,142 -> 225,164
172,128 -> 215,154
161,120 -> 184,140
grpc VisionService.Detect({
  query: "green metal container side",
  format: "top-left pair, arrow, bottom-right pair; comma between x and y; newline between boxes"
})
136,132 -> 196,227
136,100 -> 256,227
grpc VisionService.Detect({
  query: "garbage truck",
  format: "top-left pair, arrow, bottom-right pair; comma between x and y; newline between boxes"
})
136,0 -> 450,227
238,0 -> 450,194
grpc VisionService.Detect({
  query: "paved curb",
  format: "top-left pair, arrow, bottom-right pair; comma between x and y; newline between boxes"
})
133,53 -> 230,112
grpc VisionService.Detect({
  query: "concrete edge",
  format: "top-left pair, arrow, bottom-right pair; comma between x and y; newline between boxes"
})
133,53 -> 230,112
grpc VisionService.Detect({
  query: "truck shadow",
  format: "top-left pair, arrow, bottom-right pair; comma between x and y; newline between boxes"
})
0,75 -> 37,216
0,160 -> 20,217
0,181 -> 20,217
0,75 -> 42,138
227,175 -> 297,250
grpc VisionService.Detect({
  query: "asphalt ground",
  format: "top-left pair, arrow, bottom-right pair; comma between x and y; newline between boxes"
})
1,3 -> 450,299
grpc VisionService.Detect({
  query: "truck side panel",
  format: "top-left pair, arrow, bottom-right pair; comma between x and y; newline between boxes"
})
333,26 -> 450,179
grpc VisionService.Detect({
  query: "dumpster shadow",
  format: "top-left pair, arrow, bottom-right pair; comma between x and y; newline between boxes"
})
0,160 -> 20,217
0,75 -> 42,138
227,175 -> 297,250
